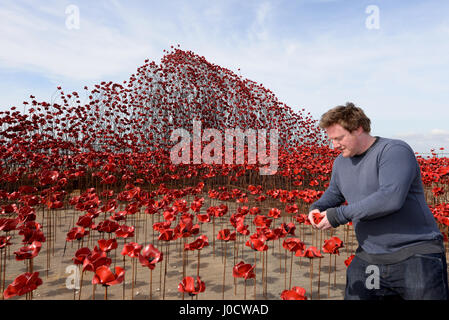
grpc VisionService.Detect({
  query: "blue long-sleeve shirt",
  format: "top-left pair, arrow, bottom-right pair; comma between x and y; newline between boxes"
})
310,136 -> 444,264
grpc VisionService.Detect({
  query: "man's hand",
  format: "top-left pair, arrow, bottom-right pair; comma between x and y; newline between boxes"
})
316,211 -> 333,230
308,209 -> 321,228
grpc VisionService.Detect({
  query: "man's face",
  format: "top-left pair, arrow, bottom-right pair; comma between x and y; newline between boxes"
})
325,124 -> 362,158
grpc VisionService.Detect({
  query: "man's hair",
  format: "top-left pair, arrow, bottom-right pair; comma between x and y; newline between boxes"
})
319,102 -> 371,133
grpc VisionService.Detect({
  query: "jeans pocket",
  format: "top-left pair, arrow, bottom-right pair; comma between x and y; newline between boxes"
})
404,253 -> 448,300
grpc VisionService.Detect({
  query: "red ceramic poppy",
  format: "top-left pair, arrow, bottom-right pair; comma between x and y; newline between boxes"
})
83,246 -> 112,272
285,204 -> 299,214
296,246 -> 323,258
232,261 -> 256,280
184,235 -> 209,250
174,217 -> 199,238
280,222 -> 296,236
282,238 -> 305,254
249,207 -> 261,215
322,236 -> 344,255
0,218 -> 19,232
190,197 -> 204,213
280,286 -> 308,300
98,238 -> 118,252
293,214 -> 305,224
72,247 -> 91,265
236,221 -> 250,236
253,215 -> 272,228
313,212 -> 324,225
121,242 -> 142,258
76,214 -> 93,228
217,229 -> 236,241
66,226 -> 89,241
3,272 -> 43,299
92,265 -> 125,286
18,227 -> 46,244
178,276 -> 206,296
268,208 -> 281,219
344,254 -> 355,267
158,228 -> 175,241
95,219 -> 120,233
0,235 -> 12,249
115,225 -> 135,238
138,244 -> 163,269
245,237 -> 268,251
196,213 -> 211,223
14,241 -> 41,260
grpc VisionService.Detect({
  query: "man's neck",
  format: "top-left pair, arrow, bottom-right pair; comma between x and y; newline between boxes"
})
356,135 -> 377,155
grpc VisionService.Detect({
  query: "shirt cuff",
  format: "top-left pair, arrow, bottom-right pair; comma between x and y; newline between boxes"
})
326,207 -> 341,228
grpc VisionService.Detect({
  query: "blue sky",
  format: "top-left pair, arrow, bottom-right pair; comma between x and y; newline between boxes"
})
1,0 -> 449,154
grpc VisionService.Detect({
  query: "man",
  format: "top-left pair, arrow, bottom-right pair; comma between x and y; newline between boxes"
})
308,102 -> 448,300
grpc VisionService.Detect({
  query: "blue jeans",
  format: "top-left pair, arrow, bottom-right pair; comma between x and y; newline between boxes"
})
345,252 -> 449,300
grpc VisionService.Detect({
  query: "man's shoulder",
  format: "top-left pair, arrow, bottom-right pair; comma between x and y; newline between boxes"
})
377,137 -> 415,155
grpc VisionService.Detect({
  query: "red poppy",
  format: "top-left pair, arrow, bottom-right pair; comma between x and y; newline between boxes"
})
268,208 -> 281,219
115,225 -> 135,238
184,235 -> 209,250
1,204 -> 18,214
0,235 -> 12,249
249,207 -> 261,215
178,276 -> 206,296
158,228 -> 175,241
3,272 -> 43,299
76,214 -> 93,228
280,286 -> 308,300
217,229 -> 236,241
98,238 -> 118,252
285,204 -> 299,214
190,197 -> 204,213
72,247 -> 91,265
313,212 -> 324,225
253,215 -> 272,228
94,219 -> 120,233
0,218 -> 19,232
293,214 -> 306,224
83,246 -> 112,272
66,226 -> 89,241
92,266 -> 125,286
39,170 -> 59,185
245,237 -> 268,251
282,238 -> 305,253
18,225 -> 46,244
296,246 -> 323,258
344,254 -> 355,267
196,213 -> 211,223
237,206 -> 249,215
322,237 -> 344,255
14,241 -> 42,260
236,221 -> 250,235
138,244 -> 163,269
121,242 -> 142,258
232,261 -> 256,280
174,217 -> 199,238
280,222 -> 296,236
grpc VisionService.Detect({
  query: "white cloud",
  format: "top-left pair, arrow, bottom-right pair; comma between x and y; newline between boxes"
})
393,129 -> 449,154
0,1 -> 153,81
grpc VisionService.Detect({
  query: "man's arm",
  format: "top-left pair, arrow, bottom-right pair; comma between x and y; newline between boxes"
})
326,144 -> 417,228
309,163 -> 345,213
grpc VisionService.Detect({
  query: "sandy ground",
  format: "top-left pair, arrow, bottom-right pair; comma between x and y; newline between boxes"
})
0,195 -> 392,301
